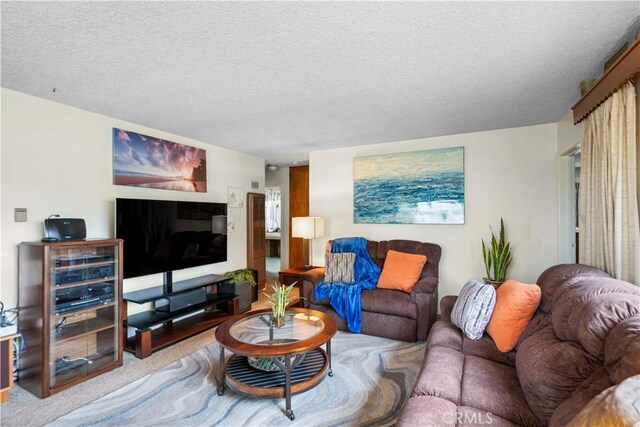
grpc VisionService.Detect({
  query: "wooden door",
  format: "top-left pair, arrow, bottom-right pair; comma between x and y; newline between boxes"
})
289,165 -> 309,268
246,192 -> 267,288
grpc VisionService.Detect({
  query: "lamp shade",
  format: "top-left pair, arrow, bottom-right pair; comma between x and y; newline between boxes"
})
292,217 -> 324,239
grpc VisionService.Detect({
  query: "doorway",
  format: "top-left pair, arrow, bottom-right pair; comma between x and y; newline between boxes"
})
246,192 -> 266,289
559,145 -> 581,263
265,187 -> 282,285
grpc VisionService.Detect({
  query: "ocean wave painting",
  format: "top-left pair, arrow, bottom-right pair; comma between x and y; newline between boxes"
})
113,128 -> 207,193
354,147 -> 464,224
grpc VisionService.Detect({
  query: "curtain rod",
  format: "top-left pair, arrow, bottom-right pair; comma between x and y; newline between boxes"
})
572,38 -> 640,125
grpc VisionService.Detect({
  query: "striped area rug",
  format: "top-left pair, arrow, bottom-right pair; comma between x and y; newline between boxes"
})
49,332 -> 425,427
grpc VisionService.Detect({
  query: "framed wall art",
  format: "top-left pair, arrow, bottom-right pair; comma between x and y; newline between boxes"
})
228,187 -> 244,208
353,147 -> 464,224
113,128 -> 207,192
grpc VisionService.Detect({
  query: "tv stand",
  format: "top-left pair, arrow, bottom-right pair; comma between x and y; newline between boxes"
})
123,274 -> 239,359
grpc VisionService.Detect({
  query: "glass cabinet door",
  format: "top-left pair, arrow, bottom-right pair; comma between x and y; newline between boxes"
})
49,243 -> 120,389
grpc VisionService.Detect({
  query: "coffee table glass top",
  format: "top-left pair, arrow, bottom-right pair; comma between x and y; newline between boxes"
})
228,311 -> 325,346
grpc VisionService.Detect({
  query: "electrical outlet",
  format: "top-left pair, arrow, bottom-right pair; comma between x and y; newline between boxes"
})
15,208 -> 27,222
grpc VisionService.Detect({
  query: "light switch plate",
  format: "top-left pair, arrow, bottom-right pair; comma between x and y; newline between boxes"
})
15,208 -> 27,222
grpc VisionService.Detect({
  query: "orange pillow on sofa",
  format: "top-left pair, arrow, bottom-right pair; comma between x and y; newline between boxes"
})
486,280 -> 541,352
377,250 -> 427,292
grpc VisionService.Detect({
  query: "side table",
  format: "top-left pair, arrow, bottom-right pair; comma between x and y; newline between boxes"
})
1,333 -> 20,404
278,266 -> 320,288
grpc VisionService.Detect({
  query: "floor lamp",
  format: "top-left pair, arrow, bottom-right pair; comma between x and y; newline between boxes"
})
292,216 -> 325,269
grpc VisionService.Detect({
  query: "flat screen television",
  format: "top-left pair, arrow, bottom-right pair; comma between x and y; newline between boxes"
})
116,198 -> 227,279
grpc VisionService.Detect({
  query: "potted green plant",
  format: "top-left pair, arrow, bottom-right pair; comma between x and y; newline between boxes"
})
264,281 -> 296,327
224,268 -> 257,287
221,268 -> 257,313
481,218 -> 512,288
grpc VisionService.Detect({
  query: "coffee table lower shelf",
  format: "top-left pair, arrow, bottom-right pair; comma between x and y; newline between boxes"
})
224,348 -> 328,397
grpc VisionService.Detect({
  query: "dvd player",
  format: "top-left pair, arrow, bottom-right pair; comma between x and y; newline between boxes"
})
55,283 -> 114,314
55,265 -> 114,285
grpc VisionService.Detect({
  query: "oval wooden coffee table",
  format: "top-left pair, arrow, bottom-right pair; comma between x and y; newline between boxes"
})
215,308 -> 337,420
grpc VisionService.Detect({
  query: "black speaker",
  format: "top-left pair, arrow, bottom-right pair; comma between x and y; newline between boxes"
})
44,218 -> 87,241
156,288 -> 207,313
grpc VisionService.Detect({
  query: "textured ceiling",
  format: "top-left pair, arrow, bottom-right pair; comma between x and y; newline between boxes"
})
2,2 -> 639,165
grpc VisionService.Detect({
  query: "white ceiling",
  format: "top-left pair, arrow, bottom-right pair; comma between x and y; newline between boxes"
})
2,2 -> 638,166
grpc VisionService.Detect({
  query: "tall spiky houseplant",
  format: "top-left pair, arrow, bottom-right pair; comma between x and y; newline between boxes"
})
481,218 -> 512,286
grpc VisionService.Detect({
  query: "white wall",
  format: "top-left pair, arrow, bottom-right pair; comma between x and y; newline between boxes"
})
1,88 -> 265,308
557,110 -> 582,155
309,124 -> 559,299
266,167 -> 290,269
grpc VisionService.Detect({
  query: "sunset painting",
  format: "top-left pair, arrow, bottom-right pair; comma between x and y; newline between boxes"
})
354,147 -> 464,224
113,129 -> 207,192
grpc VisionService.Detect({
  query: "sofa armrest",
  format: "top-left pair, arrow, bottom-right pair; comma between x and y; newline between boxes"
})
300,267 -> 325,285
440,295 -> 458,323
411,277 -> 439,340
300,267 -> 325,308
411,277 -> 438,298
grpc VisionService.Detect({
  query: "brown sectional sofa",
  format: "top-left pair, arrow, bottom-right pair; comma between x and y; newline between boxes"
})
397,264 -> 640,426
301,239 -> 441,342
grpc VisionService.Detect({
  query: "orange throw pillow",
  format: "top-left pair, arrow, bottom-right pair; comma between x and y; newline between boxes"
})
486,280 -> 541,352
377,250 -> 427,292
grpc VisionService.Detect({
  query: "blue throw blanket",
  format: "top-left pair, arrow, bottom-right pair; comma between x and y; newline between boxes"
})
314,237 -> 381,332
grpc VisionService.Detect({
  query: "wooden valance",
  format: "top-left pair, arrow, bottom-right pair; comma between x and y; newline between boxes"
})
572,38 -> 640,124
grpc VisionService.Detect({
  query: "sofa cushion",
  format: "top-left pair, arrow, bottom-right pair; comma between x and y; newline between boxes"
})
486,280 -> 541,352
536,264 -> 609,313
605,316 -> 640,383
412,346 -> 464,403
377,250 -> 427,292
312,290 -> 413,316
456,407 -> 522,427
517,326 -> 602,425
516,310 -> 552,349
462,335 -> 516,367
360,288 -> 418,319
548,371 -> 613,427
396,396 -> 458,426
427,320 -> 516,367
397,398 -> 521,427
552,277 -> 640,359
427,321 -> 463,351
376,239 -> 441,280
461,355 -> 539,426
324,252 -> 355,283
451,279 -> 496,340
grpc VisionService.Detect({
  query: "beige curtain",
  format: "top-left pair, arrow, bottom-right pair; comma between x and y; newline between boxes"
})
579,81 -> 639,284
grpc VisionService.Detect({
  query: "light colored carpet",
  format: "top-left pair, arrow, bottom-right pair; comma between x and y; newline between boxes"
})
0,298 -> 281,426
47,332 -> 425,427
1,328 -> 219,427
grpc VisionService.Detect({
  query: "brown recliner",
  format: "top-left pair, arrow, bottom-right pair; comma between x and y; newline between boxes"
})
300,239 -> 441,342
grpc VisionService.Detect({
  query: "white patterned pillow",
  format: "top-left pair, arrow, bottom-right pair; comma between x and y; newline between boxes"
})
324,253 -> 356,283
451,279 -> 497,340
